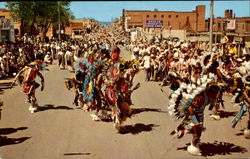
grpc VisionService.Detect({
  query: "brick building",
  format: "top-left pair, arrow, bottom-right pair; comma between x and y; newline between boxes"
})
204,10 -> 250,43
122,5 -> 206,32
0,8 -> 98,40
206,10 -> 250,34
0,9 -> 12,19
123,6 -> 250,44
0,9 -> 20,33
0,8 -> 53,39
64,18 -> 93,37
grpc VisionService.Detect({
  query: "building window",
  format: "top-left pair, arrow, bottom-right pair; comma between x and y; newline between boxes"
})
14,29 -> 19,35
147,15 -> 149,18
218,23 -> 221,30
154,15 -> 157,18
169,15 -> 171,18
13,18 -> 18,23
176,15 -> 179,18
161,15 -> 164,18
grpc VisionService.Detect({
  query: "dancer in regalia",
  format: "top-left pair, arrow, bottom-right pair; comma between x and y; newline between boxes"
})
11,60 -> 46,113
167,65 -> 221,155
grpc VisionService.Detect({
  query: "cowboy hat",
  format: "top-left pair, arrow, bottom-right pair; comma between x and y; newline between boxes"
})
173,52 -> 179,59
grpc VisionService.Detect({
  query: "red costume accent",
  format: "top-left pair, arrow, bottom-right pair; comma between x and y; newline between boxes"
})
22,67 -> 38,95
106,87 -> 117,104
111,52 -> 119,62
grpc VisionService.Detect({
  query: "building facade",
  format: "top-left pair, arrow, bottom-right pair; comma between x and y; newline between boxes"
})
123,7 -> 250,44
207,10 -> 250,34
204,10 -> 250,43
0,8 -> 53,39
0,9 -> 15,42
122,5 -> 206,32
64,18 -> 93,37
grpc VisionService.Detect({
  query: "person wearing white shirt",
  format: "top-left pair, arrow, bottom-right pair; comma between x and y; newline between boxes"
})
142,52 -> 151,81
44,52 -> 53,64
50,43 -> 56,59
57,49 -> 65,69
65,49 -> 74,72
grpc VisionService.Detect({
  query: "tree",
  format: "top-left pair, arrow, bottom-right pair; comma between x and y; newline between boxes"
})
6,1 -> 74,37
6,2 -> 33,36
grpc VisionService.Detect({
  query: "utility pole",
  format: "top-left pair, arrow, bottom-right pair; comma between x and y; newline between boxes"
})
209,0 -> 214,53
58,1 -> 61,41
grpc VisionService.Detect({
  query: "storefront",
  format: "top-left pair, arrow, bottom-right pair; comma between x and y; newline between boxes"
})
0,17 -> 15,43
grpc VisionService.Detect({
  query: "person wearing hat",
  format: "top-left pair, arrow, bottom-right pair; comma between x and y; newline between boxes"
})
10,60 -> 45,113
150,54 -> 157,81
65,48 -> 74,72
228,42 -> 238,57
158,55 -> 167,81
141,52 -> 151,81
213,43 -> 220,54
44,52 -> 53,65
181,65 -> 190,80
58,49 -> 65,69
170,52 -> 181,73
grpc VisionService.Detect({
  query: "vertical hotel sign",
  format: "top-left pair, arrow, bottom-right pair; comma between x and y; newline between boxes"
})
145,20 -> 163,28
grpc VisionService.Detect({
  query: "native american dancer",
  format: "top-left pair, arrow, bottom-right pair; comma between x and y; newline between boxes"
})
103,51 -> 140,132
94,64 -> 106,112
64,58 -> 102,111
64,69 -> 86,109
201,53 -> 225,120
228,60 -> 250,139
166,65 -> 222,155
89,50 -> 115,120
107,70 -> 131,132
84,56 -> 106,111
208,54 -> 250,139
64,45 -> 140,132
102,58 -> 130,132
122,59 -> 141,105
202,53 -> 250,139
10,60 -> 47,113
200,52 -> 238,120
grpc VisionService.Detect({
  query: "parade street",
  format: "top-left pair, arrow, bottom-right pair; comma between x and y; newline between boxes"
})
0,47 -> 249,159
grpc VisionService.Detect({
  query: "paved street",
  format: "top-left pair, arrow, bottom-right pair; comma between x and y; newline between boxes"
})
0,48 -> 249,159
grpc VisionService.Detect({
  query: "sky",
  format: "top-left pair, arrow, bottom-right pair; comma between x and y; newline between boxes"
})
0,1 -> 249,22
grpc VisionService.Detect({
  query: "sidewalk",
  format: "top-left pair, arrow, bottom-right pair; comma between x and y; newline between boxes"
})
0,77 -> 14,101
0,77 -> 14,84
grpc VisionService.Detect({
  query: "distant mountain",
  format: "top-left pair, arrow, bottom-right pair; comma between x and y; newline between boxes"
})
99,21 -> 112,26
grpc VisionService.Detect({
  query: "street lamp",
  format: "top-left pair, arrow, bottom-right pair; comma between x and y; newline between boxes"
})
58,1 -> 61,41
209,0 -> 214,53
